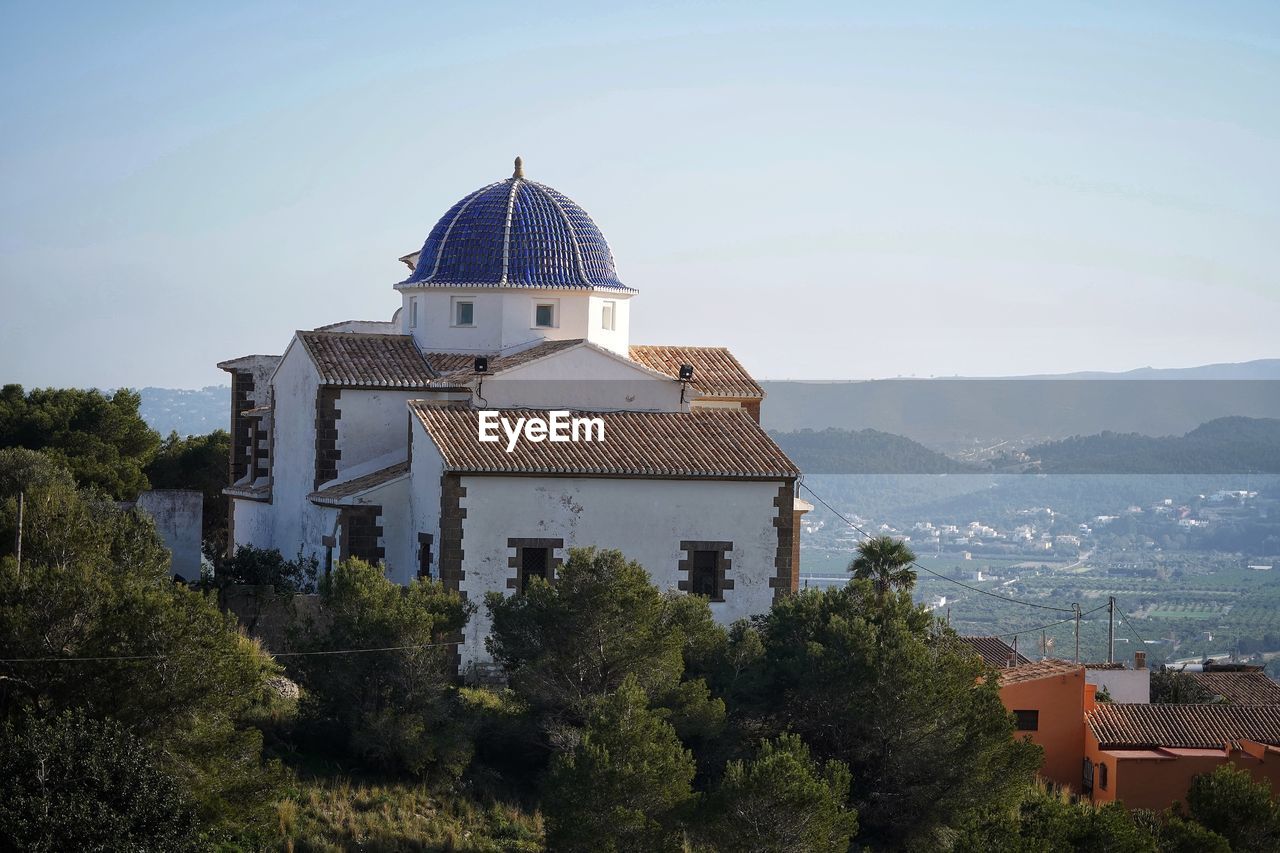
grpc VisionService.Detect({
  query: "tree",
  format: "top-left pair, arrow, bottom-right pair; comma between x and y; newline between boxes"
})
542,677 -> 697,853
485,547 -> 723,737
848,535 -> 917,594
145,430 -> 231,564
743,581 -> 1041,847
0,710 -> 202,853
218,545 -> 318,593
1150,669 -> 1217,704
1185,763 -> 1280,850
700,733 -> 857,853
0,385 -> 160,500
289,558 -> 474,779
0,472 -> 282,838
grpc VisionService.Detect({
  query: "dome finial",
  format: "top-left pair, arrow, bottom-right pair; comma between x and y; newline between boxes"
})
513,156 -> 524,180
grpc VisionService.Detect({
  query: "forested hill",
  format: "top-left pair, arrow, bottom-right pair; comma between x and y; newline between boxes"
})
1027,416 -> 1280,474
770,427 -> 979,474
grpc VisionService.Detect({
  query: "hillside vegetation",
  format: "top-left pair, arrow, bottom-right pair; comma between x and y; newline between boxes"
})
770,427 -> 979,474
1028,417 -> 1280,474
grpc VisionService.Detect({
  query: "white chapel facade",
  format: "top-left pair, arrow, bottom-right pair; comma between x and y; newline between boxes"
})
219,159 -> 808,670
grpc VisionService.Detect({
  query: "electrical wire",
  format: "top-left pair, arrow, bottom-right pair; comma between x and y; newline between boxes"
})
1117,607 -> 1149,648
0,640 -> 462,664
987,602 -> 1110,639
799,482 -> 1077,613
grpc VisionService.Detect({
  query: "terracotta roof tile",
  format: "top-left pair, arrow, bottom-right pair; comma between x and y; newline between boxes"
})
421,339 -> 586,388
296,332 -> 436,388
1088,703 -> 1280,749
997,659 -> 1083,686
961,636 -> 1031,667
629,345 -> 763,399
1186,671 -> 1280,705
409,405 -> 799,479
308,461 -> 410,505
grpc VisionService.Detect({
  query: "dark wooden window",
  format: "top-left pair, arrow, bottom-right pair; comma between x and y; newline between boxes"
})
1082,758 -> 1094,793
1013,710 -> 1039,731
1098,762 -> 1108,790
521,547 -> 550,592
691,550 -> 719,598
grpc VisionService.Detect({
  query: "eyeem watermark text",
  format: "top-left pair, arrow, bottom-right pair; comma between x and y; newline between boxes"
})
478,410 -> 605,452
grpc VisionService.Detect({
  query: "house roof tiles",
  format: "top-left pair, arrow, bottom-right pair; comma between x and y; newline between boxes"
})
308,461 -> 410,505
996,659 -> 1083,686
629,345 -> 763,399
1185,671 -> 1280,705
409,404 -> 799,479
961,636 -> 1031,667
1088,703 -> 1280,749
296,332 -> 437,388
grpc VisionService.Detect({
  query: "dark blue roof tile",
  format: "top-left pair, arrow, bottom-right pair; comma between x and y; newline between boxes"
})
402,165 -> 630,291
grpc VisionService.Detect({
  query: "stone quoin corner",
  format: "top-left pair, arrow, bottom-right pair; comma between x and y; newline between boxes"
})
477,410 -> 605,452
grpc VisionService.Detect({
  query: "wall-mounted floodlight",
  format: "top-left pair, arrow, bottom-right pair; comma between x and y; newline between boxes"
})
678,363 -> 695,381
474,356 -> 489,374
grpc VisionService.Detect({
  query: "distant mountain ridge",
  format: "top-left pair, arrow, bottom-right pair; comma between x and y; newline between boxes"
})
770,428 -> 979,475
1027,416 -> 1280,474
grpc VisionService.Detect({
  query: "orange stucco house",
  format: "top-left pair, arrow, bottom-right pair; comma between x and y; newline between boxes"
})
1084,703 -> 1280,811
995,659 -> 1088,792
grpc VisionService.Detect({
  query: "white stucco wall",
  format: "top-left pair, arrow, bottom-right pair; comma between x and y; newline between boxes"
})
134,489 -> 204,581
231,498 -> 275,552
334,390 -> 419,476
478,344 -> 683,411
408,421 -> 446,580
452,475 -> 786,668
404,288 -> 631,355
263,340 -> 331,564
585,293 -> 631,355
1086,667 -> 1151,703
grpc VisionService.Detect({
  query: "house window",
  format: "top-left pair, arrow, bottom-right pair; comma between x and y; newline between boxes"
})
1013,710 -> 1039,731
601,300 -> 616,331
507,538 -> 564,592
534,302 -> 557,328
1082,758 -> 1094,793
521,547 -> 549,592
1098,762 -> 1108,790
410,299 -> 418,328
678,540 -> 733,601
453,299 -> 474,327
691,550 -> 719,598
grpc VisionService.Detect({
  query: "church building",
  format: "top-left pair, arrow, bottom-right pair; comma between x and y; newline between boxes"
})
219,158 -> 808,670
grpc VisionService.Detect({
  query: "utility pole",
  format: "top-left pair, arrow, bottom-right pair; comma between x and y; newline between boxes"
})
1107,596 -> 1116,664
14,491 -> 22,574
1074,603 -> 1081,664
1041,630 -> 1047,661
1013,634 -> 1019,663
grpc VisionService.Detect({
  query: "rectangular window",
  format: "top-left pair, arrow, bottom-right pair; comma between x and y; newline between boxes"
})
691,550 -> 719,598
1013,710 -> 1039,731
1098,762 -> 1108,790
535,302 -> 556,328
602,300 -> 616,331
454,300 -> 474,327
520,547 -> 550,592
410,299 -> 418,328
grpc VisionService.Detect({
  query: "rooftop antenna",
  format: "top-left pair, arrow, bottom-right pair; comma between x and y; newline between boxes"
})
513,156 -> 524,180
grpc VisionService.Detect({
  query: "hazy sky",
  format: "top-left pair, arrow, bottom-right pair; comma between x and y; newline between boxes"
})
2,1 -> 1277,389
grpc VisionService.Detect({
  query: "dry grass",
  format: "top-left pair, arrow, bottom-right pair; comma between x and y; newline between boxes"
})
279,777 -> 542,852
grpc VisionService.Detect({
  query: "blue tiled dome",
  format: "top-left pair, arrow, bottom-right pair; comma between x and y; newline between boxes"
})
402,159 -> 630,291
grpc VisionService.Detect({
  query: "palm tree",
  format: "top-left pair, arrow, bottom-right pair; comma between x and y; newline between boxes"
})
848,536 -> 917,595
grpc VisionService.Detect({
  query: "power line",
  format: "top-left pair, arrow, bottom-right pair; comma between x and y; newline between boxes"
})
987,602 -> 1110,639
0,640 -> 462,664
799,482 -> 1076,613
1117,606 -> 1149,648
